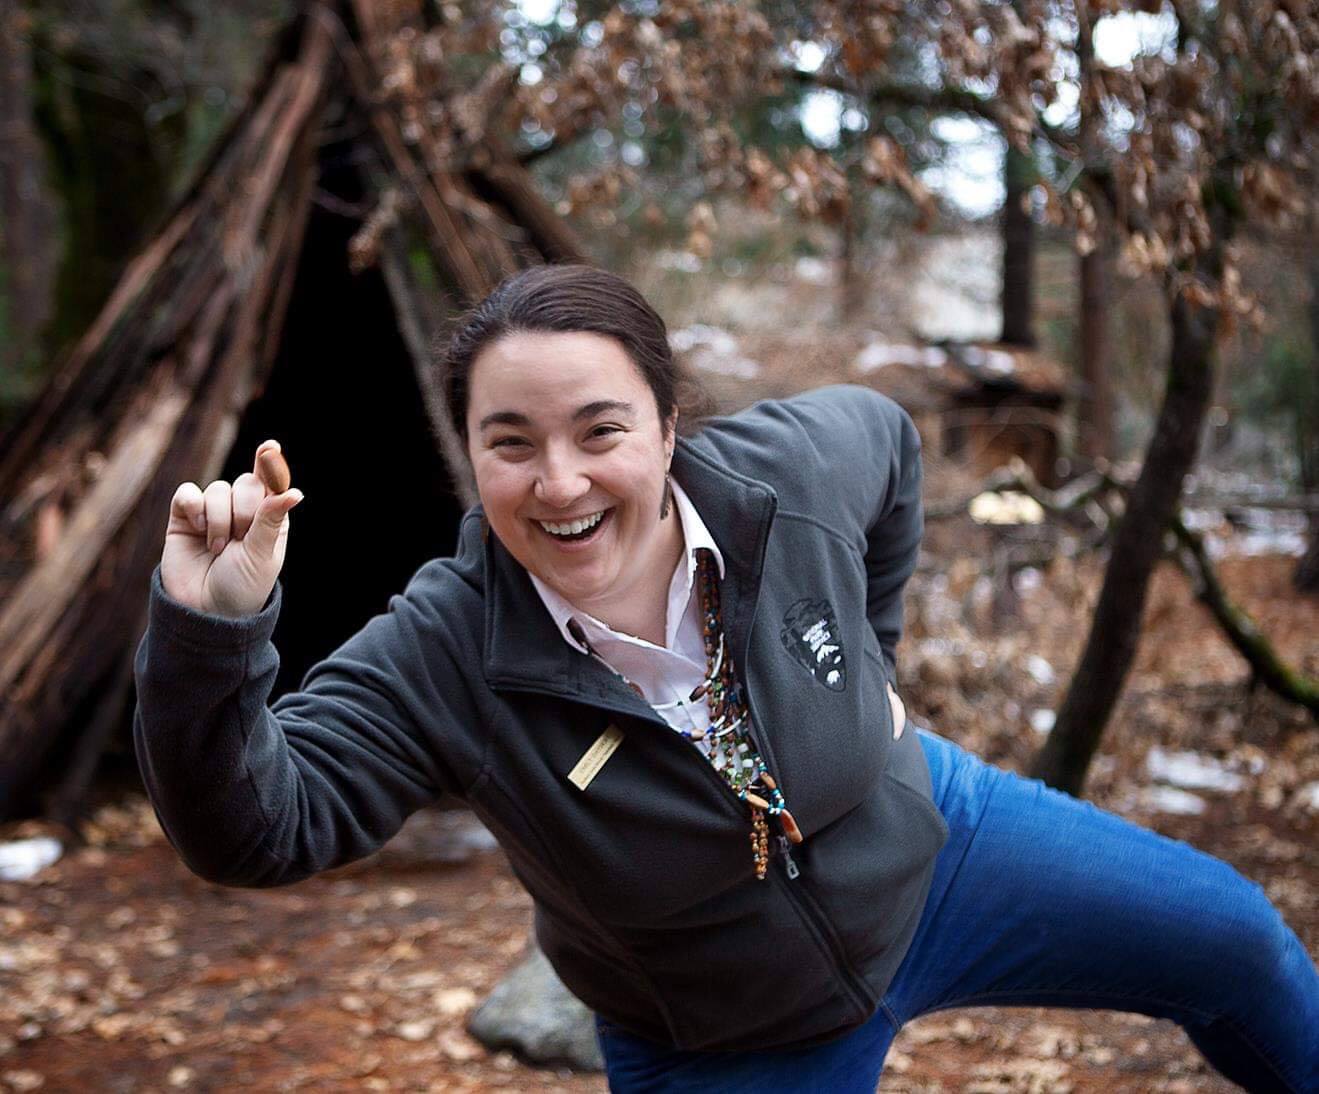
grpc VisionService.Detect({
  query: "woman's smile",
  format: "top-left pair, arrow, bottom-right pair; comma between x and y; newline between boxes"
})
535,506 -> 614,545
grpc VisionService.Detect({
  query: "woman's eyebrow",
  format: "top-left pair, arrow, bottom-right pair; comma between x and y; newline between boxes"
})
478,410 -> 531,431
478,400 -> 635,432
573,399 -> 635,421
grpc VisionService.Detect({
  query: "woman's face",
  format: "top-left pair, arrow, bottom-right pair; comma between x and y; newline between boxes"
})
466,330 -> 677,612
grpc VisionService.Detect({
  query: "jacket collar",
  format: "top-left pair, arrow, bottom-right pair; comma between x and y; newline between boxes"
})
481,434 -> 778,695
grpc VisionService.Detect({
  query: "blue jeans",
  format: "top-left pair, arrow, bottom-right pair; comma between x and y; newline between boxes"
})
595,729 -> 1319,1092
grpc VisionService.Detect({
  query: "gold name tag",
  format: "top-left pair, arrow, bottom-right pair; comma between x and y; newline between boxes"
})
567,724 -> 625,791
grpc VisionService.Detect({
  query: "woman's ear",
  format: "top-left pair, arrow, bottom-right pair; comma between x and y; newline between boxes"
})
663,407 -> 679,461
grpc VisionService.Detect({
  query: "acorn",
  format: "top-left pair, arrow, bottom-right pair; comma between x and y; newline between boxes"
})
256,446 -> 291,494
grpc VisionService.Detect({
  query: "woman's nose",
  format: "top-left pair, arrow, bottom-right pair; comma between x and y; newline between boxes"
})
534,452 -> 590,508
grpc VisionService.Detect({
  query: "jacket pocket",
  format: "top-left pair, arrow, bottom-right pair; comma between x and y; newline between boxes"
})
800,727 -> 948,979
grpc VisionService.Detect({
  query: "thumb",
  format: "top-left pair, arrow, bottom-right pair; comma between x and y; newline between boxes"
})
245,489 -> 304,561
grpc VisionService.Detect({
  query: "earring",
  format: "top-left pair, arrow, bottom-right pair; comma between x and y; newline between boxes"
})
659,471 -> 673,520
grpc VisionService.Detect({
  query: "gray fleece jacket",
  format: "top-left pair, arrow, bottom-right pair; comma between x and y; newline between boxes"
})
133,383 -> 947,1052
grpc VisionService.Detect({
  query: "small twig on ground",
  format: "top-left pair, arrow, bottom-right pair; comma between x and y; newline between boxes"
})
1169,512 -> 1319,717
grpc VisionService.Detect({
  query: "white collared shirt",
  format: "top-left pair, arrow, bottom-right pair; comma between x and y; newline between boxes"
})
529,479 -> 726,755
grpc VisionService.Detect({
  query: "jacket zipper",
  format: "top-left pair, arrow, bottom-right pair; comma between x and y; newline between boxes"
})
736,673 -> 877,1017
652,670 -> 877,1020
777,835 -> 800,878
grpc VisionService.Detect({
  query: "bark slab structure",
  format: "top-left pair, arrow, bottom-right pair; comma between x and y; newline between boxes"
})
0,0 -> 586,825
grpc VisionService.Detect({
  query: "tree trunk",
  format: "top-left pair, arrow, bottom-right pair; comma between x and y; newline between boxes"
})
1030,267 -> 1222,795
0,0 -> 55,406
1077,237 -> 1114,461
1000,145 -> 1036,347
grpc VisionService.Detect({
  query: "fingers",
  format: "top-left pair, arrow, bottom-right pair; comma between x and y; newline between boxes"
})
169,482 -> 206,534
203,481 -> 233,555
168,439 -> 299,559
243,489 -> 305,561
231,472 -> 266,540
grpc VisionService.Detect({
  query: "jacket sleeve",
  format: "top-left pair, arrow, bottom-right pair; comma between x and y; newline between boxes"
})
859,390 -> 924,684
132,563 -> 482,888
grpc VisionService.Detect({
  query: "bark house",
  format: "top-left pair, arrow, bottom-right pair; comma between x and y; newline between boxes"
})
0,0 -> 585,825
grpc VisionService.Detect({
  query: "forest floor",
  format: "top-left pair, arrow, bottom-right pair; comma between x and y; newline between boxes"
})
2,532 -> 1314,1093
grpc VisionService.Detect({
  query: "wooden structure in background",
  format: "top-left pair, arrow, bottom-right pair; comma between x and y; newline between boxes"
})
0,0 -> 585,824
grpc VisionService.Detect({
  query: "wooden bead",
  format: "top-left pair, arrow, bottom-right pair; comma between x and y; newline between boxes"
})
779,808 -> 804,844
744,792 -> 770,810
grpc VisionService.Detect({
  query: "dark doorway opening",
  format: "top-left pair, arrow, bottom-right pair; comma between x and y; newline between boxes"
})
221,144 -> 464,696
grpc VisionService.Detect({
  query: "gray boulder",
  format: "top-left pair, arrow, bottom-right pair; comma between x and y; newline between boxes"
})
467,945 -> 604,1071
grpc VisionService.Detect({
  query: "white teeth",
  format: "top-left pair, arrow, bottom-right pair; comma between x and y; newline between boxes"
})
539,510 -> 605,536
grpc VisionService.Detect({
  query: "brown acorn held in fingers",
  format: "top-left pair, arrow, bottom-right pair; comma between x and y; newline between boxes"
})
256,447 -> 291,494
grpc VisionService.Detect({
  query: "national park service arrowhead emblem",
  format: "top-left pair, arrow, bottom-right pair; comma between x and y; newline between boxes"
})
780,598 -> 847,691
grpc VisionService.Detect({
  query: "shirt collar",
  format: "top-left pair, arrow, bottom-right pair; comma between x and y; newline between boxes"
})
529,477 -> 725,655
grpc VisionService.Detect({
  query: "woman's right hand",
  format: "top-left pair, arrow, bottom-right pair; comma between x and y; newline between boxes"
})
160,440 -> 305,618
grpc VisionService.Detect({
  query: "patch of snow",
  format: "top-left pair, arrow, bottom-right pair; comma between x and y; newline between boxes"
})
670,324 -> 737,355
1222,528 -> 1307,559
961,345 -> 1016,375
1014,567 -> 1042,594
1184,505 -> 1308,560
1029,709 -> 1055,735
1024,655 -> 1055,686
655,249 -> 702,273
0,837 -> 62,881
853,341 -> 948,374
694,354 -> 763,379
1292,782 -> 1319,815
1140,786 -> 1208,815
1145,747 -> 1245,793
670,324 -> 762,379
969,491 -> 1045,525
794,256 -> 832,284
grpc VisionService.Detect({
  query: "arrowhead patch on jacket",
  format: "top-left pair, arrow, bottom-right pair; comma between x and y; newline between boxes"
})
780,599 -> 847,691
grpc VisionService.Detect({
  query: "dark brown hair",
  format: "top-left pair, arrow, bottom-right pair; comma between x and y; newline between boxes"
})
440,264 -> 708,444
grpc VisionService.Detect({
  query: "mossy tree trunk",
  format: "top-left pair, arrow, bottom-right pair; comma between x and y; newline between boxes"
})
0,0 -> 57,423
30,33 -> 184,357
1030,221 -> 1230,795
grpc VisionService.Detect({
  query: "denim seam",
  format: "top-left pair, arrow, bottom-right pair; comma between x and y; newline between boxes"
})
879,998 -> 902,1032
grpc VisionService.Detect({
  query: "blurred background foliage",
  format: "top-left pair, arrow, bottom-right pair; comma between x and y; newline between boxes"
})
1,0 -> 1316,501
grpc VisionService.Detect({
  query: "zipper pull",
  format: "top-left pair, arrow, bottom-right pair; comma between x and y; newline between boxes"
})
777,835 -> 800,879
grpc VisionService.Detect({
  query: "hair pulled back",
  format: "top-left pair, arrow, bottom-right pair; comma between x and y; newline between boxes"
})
441,264 -> 703,444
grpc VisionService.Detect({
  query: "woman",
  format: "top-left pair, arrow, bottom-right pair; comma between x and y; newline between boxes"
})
135,265 -> 1317,1092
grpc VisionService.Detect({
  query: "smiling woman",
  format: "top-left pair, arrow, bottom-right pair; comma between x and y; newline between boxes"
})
134,264 -> 1319,1093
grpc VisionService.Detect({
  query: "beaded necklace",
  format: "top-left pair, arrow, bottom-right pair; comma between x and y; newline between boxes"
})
570,547 -> 802,880
691,548 -> 802,878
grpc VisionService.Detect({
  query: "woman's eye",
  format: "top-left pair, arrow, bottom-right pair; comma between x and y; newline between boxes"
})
589,424 -> 622,440
491,437 -> 529,450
